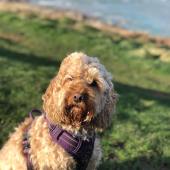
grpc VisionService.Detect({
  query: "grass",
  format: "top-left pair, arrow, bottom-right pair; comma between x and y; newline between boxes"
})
0,11 -> 170,170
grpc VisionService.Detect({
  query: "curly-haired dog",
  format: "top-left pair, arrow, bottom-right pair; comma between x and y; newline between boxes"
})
0,52 -> 117,170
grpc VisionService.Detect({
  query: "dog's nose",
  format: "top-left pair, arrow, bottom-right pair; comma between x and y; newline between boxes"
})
73,94 -> 84,103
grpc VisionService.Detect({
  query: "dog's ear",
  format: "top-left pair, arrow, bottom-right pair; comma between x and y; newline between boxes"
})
42,76 -> 70,124
93,89 -> 117,131
42,77 -> 57,103
42,77 -> 60,121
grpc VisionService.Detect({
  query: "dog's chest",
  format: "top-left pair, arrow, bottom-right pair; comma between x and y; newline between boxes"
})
29,117 -> 95,170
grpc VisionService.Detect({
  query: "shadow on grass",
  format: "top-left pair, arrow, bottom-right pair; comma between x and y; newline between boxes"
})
0,47 -> 61,67
98,155 -> 170,170
115,81 -> 170,110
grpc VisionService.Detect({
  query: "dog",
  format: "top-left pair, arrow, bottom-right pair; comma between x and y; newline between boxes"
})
0,52 -> 117,170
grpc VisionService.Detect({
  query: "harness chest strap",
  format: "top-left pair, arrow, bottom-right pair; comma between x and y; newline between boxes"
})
45,115 -> 96,170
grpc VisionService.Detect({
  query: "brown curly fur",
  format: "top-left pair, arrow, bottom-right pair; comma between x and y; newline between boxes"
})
0,52 -> 117,170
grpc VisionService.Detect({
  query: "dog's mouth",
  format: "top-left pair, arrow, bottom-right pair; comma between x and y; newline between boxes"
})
65,104 -> 94,124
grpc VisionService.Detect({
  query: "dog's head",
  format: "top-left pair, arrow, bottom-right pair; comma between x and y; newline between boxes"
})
42,52 -> 117,130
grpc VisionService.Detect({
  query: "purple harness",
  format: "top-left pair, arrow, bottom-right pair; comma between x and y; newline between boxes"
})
23,110 -> 95,170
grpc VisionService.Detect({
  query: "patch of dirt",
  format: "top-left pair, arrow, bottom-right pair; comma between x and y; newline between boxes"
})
0,33 -> 23,43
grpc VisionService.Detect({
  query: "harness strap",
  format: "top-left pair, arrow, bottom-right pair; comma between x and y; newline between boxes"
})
22,109 -> 43,170
48,123 -> 83,156
23,132 -> 34,170
45,115 -> 86,156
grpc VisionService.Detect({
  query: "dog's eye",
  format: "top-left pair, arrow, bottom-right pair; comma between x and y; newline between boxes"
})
66,77 -> 73,81
65,76 -> 73,82
63,76 -> 73,85
90,80 -> 98,87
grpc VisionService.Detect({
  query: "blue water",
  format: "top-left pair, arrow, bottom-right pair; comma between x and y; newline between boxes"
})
30,0 -> 170,37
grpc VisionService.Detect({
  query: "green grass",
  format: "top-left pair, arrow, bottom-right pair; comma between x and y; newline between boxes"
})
0,11 -> 170,170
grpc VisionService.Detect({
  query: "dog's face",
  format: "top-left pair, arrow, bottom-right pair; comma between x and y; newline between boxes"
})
63,78 -> 96,125
43,52 -> 117,130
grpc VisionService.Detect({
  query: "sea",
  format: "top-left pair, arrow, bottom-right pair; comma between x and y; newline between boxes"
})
30,0 -> 170,37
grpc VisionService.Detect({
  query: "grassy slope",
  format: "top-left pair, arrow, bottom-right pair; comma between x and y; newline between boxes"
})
0,11 -> 170,170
